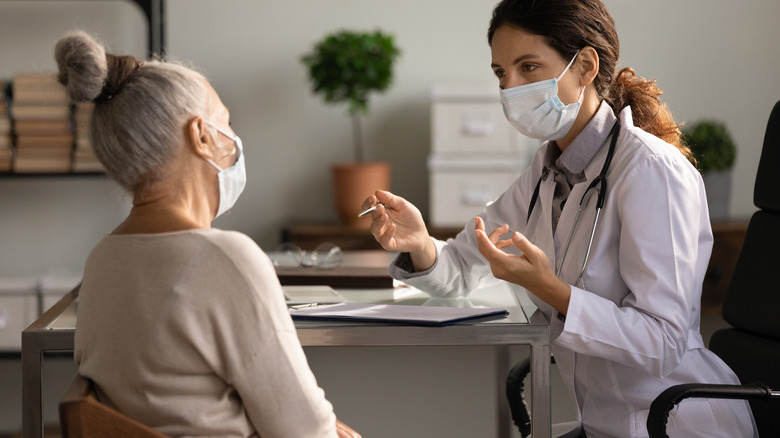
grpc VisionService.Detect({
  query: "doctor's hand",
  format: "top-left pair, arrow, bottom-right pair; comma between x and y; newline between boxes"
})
363,190 -> 437,271
474,217 -> 572,316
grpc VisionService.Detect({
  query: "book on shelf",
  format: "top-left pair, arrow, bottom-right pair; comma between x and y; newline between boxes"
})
73,148 -> 103,173
0,117 -> 10,135
0,80 -> 8,116
15,134 -> 74,150
0,147 -> 11,172
14,147 -> 72,173
71,103 -> 100,173
12,73 -> 69,105
13,119 -> 72,136
74,103 -> 93,150
74,103 -> 94,122
11,104 -> 71,121
11,74 -> 72,132
0,134 -> 11,149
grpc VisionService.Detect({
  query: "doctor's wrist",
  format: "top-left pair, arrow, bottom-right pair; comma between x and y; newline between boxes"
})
410,236 -> 437,272
534,276 -> 571,317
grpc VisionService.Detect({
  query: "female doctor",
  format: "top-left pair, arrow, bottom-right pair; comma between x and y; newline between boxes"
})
362,0 -> 757,436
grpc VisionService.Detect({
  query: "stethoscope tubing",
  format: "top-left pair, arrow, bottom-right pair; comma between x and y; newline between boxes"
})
530,119 -> 621,283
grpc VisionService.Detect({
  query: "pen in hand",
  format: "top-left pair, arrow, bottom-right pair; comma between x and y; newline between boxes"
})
358,202 -> 383,218
289,303 -> 320,309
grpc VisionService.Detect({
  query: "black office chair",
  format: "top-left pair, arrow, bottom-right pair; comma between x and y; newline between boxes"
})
506,357 -> 534,437
507,356 -> 582,437
646,100 -> 780,437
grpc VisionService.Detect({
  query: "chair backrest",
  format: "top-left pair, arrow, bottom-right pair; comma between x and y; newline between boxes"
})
721,99 -> 780,337
709,100 -> 780,436
59,374 -> 168,438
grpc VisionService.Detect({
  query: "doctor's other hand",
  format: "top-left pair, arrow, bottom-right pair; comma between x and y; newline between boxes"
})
474,217 -> 571,316
362,190 -> 437,271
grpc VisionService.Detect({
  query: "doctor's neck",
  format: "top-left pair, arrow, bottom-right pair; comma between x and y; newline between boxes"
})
554,94 -> 601,152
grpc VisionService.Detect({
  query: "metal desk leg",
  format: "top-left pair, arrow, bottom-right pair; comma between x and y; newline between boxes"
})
21,341 -> 42,438
21,287 -> 78,438
531,341 -> 552,438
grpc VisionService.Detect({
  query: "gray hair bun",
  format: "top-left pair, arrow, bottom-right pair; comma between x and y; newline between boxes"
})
55,30 -> 141,104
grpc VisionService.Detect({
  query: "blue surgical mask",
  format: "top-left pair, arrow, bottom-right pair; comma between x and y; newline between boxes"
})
500,51 -> 584,141
204,120 -> 246,218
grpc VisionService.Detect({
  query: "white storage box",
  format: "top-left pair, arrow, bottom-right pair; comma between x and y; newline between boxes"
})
0,277 -> 38,351
430,86 -> 538,155
428,155 -> 526,227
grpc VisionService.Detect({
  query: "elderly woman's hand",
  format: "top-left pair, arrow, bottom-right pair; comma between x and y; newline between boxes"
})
474,216 -> 572,316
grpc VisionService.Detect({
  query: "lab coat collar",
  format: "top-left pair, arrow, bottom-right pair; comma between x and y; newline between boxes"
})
557,101 -> 617,176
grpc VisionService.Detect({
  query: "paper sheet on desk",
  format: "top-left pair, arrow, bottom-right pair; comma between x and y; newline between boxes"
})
289,302 -> 509,326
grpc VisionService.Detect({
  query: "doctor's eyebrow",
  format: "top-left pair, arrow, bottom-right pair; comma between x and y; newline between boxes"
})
491,53 -> 541,69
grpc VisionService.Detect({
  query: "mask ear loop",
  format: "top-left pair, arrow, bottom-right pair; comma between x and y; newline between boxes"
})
203,120 -> 242,169
576,84 -> 586,104
556,50 -> 586,106
204,157 -> 223,172
555,50 -> 581,82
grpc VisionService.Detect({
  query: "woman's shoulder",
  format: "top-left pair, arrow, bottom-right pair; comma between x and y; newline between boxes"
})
192,228 -> 261,251
616,107 -> 696,170
190,229 -> 275,272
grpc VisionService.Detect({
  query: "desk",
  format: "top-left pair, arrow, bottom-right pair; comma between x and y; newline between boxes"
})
22,283 -> 551,438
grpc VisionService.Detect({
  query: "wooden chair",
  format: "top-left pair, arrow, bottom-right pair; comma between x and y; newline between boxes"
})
59,374 -> 168,438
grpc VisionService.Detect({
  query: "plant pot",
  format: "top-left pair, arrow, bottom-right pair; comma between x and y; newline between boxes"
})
332,161 -> 391,228
702,169 -> 732,222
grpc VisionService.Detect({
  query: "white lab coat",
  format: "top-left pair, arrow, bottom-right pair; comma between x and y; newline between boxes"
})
390,104 -> 757,437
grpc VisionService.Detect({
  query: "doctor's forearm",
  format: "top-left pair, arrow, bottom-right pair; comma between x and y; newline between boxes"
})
410,236 -> 437,272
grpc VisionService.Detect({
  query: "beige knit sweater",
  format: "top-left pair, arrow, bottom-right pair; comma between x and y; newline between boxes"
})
75,229 -> 337,437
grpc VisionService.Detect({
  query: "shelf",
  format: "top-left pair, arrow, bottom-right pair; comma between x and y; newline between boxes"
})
0,0 -> 166,59
0,171 -> 105,178
128,0 -> 166,58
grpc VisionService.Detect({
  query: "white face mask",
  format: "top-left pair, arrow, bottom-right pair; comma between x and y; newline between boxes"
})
499,51 -> 584,141
204,120 -> 246,218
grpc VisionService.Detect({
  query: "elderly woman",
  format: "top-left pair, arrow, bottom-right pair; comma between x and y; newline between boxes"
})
56,30 -> 359,438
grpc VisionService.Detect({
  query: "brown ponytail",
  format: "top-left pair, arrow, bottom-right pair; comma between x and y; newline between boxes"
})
607,68 -> 693,163
488,0 -> 695,164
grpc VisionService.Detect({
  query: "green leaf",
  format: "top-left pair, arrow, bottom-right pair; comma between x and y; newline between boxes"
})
300,29 -> 401,162
683,120 -> 737,173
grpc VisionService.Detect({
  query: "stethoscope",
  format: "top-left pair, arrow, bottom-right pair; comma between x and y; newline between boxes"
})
526,120 -> 620,284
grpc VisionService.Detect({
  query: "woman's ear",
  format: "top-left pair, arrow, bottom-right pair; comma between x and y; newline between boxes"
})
577,46 -> 599,87
187,116 -> 213,160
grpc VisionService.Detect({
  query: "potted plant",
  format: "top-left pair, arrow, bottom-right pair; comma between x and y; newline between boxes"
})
301,29 -> 400,227
683,120 -> 738,222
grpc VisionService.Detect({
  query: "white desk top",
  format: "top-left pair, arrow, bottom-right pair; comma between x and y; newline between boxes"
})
46,282 -> 533,331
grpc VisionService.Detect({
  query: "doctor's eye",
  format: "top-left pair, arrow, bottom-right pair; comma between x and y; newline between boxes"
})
521,63 -> 539,72
492,68 -> 505,79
